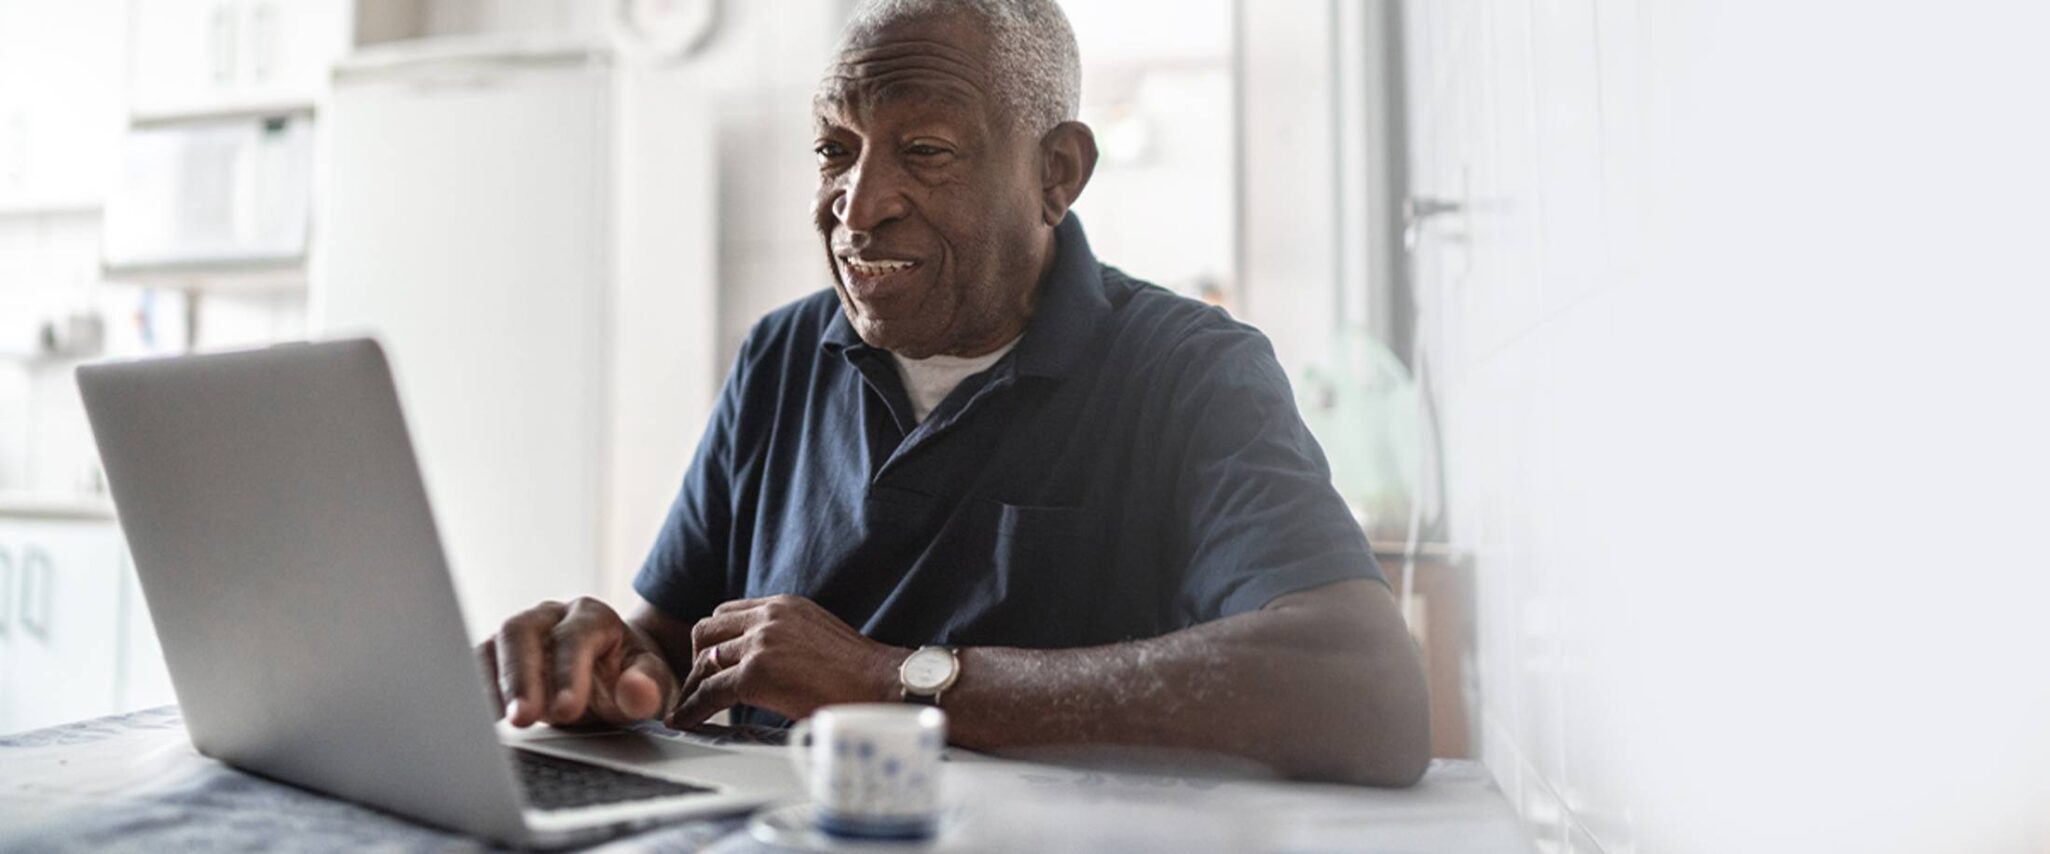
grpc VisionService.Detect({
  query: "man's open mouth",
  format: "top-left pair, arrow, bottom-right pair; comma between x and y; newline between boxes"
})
842,257 -> 921,279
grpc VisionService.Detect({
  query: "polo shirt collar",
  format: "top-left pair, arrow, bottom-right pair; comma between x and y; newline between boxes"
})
819,214 -> 1110,381
1011,214 -> 1110,379
821,298 -> 863,352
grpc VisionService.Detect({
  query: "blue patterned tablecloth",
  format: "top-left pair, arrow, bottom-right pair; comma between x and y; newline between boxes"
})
0,707 -> 1530,853
0,707 -> 737,852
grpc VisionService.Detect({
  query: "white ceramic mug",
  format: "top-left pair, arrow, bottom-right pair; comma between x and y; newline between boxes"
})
787,703 -> 947,839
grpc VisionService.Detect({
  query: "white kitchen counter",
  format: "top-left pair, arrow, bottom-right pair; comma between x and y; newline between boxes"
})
0,492 -> 116,522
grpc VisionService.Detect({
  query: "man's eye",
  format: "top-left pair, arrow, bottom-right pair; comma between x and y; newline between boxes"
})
815,143 -> 850,160
906,144 -> 951,158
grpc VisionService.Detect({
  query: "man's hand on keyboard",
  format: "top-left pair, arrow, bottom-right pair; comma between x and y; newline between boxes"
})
478,597 -> 681,728
669,594 -> 908,728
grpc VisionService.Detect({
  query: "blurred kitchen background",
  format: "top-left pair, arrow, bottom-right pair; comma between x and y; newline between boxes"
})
2,0 -> 1283,745
3,1 -> 2047,852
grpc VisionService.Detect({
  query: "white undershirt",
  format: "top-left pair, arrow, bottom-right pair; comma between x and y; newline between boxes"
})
889,336 -> 1022,424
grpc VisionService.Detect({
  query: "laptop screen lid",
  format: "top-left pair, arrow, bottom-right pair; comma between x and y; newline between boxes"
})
77,339 -> 530,842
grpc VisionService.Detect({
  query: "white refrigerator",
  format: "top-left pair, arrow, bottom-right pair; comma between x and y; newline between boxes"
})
316,39 -> 717,637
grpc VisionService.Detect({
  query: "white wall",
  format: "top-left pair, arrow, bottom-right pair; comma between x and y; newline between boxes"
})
1404,2 -> 2050,851
681,0 -> 848,365
1067,0 -> 1234,302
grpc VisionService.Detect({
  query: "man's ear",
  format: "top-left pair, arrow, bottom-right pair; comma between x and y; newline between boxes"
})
1038,121 -> 1099,227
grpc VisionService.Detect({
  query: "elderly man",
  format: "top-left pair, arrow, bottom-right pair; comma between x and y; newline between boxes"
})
480,0 -> 1429,786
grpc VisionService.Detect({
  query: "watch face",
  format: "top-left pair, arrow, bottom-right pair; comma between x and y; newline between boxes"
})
903,648 -> 954,692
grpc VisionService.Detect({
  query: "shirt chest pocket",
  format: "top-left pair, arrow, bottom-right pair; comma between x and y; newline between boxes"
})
979,501 -> 1104,604
924,499 -> 1111,644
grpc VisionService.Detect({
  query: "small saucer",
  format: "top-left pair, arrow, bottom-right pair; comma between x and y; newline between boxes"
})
746,803 -> 967,852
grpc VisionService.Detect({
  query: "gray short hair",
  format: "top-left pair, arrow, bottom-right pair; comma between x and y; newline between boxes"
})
842,0 -> 1082,136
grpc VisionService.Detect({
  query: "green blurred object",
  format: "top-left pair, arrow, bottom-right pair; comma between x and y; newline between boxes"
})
1295,328 -> 1419,542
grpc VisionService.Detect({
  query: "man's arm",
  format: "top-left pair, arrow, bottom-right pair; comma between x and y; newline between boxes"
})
943,579 -> 1428,786
670,578 -> 1430,787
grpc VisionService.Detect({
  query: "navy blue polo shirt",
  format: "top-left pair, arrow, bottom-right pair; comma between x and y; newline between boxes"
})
634,215 -> 1381,722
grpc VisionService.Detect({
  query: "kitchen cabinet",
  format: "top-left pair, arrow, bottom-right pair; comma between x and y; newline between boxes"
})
0,515 -> 172,736
128,0 -> 352,120
0,518 -> 120,734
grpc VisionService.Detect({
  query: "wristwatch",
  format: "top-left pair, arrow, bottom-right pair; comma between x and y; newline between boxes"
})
898,646 -> 960,706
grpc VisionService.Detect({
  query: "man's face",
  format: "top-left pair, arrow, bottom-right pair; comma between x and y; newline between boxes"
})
812,15 -> 1048,359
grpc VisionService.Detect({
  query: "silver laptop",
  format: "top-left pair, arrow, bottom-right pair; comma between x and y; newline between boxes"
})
76,338 -> 800,848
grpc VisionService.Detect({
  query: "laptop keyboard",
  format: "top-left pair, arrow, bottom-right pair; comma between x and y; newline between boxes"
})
512,748 -> 714,811
676,722 -> 790,746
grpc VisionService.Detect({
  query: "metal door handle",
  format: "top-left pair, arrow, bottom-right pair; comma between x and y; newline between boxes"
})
1403,196 -> 1466,250
211,0 -> 239,84
251,0 -> 276,81
19,546 -> 51,641
0,547 -> 12,637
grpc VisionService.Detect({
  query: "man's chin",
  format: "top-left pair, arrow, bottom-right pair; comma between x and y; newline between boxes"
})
847,313 -> 940,358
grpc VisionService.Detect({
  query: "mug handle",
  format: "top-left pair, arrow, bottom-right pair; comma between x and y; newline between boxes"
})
786,717 -> 813,782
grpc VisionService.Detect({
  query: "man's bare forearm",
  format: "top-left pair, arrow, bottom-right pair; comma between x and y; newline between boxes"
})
933,580 -> 1430,786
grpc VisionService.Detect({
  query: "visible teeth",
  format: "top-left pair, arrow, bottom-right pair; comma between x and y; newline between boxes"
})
847,259 -> 916,277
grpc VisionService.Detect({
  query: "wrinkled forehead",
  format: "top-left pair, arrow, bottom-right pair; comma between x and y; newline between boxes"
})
814,21 -> 998,129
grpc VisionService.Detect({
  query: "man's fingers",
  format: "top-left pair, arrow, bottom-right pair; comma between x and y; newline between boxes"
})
672,634 -> 753,726
613,650 -> 674,722
689,610 -> 753,653
547,600 -> 621,723
495,630 -> 546,726
681,610 -> 750,697
706,635 -> 750,676
668,664 -> 746,729
477,641 -> 505,716
681,622 -> 756,700
676,644 -> 712,704
495,602 -> 566,727
710,596 -> 776,616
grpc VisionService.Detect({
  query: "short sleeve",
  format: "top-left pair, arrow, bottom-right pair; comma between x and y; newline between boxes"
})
632,340 -> 752,623
1169,326 -> 1385,623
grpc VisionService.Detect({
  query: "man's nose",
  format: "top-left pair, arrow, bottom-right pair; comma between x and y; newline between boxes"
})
833,159 -> 910,233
